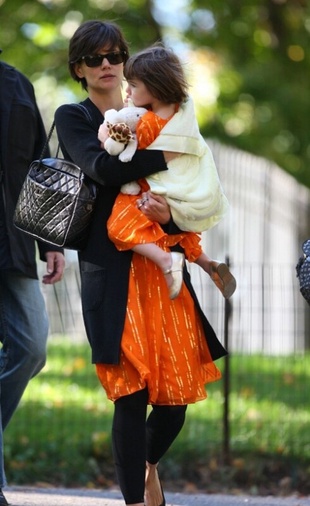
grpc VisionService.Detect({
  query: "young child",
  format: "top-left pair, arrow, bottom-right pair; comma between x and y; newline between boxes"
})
100,45 -> 236,300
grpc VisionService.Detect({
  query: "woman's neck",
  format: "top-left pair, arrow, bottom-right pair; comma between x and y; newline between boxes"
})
88,89 -> 124,115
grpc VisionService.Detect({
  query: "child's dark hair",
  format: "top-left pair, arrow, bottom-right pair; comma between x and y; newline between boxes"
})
124,45 -> 188,104
68,20 -> 129,90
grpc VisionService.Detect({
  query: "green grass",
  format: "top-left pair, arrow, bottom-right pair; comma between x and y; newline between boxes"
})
4,340 -> 310,492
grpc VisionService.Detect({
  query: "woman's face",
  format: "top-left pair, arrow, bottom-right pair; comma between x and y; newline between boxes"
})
74,46 -> 125,94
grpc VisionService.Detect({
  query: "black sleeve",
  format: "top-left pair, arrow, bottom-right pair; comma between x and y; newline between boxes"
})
37,241 -> 64,262
55,103 -> 168,187
162,217 -> 183,235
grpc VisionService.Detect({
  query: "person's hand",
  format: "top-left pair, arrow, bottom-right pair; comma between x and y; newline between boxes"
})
163,151 -> 181,163
98,122 -> 110,146
137,191 -> 171,224
42,251 -> 65,285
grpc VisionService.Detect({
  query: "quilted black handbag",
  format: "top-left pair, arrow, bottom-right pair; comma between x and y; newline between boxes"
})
14,105 -> 97,250
296,239 -> 310,305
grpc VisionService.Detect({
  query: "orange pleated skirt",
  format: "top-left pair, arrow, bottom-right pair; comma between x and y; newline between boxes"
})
96,251 -> 222,405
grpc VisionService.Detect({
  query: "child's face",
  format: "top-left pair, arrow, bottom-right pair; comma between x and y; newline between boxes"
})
125,79 -> 154,108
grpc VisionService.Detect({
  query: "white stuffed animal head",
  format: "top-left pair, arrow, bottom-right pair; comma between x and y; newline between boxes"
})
98,105 -> 147,160
104,106 -> 147,133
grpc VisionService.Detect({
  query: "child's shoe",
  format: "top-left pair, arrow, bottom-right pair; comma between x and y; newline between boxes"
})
164,252 -> 185,300
210,262 -> 236,298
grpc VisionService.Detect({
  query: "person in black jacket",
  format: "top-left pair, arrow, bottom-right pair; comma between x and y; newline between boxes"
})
55,20 -> 227,506
0,54 -> 65,506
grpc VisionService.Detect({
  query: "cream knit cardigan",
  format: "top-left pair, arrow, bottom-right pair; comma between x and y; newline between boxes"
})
145,96 -> 229,232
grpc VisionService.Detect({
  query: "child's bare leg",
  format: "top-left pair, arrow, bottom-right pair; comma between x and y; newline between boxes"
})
194,252 -> 213,276
195,252 -> 236,298
133,243 -> 171,272
132,243 -> 184,300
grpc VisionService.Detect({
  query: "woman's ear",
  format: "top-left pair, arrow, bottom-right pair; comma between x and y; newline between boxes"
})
74,62 -> 84,79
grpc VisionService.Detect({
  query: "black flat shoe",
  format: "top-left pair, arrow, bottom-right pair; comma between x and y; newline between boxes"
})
0,489 -> 9,506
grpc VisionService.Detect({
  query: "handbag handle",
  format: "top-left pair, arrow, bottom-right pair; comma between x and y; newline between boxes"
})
38,104 -> 94,162
38,121 -> 56,161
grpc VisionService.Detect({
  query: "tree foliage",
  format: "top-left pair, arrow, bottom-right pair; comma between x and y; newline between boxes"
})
184,0 -> 310,188
1,0 -> 310,187
0,0 -> 161,96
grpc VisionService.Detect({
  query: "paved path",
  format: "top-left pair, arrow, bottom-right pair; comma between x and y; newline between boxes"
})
4,487 -> 310,506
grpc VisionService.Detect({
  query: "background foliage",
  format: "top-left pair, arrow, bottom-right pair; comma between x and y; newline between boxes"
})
1,0 -> 310,185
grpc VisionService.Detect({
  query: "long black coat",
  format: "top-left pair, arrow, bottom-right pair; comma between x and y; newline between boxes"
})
0,61 -> 62,278
55,99 -> 227,365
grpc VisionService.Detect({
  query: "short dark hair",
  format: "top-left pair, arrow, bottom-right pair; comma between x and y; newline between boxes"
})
68,20 -> 129,90
124,45 -> 188,104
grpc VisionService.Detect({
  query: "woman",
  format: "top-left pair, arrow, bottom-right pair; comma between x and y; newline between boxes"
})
55,20 -> 227,506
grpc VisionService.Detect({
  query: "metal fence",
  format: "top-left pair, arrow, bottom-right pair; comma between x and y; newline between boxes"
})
43,257 -> 309,355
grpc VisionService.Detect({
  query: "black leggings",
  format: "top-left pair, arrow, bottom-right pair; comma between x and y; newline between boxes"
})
112,388 -> 187,504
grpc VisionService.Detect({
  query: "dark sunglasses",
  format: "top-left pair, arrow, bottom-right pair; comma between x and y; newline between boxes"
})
79,51 -> 127,67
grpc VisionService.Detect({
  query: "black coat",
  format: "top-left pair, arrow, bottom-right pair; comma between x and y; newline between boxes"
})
55,99 -> 227,365
0,61 -> 63,278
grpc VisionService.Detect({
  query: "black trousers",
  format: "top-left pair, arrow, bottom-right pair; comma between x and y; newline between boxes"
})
112,388 -> 187,504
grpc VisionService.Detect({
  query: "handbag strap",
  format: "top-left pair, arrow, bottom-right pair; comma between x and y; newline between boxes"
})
38,104 -> 94,161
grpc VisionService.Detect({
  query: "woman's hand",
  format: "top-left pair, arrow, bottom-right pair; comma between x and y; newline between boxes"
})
137,191 -> 171,224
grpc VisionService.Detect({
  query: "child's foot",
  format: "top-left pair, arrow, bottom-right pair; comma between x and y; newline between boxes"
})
163,252 -> 185,300
210,261 -> 236,298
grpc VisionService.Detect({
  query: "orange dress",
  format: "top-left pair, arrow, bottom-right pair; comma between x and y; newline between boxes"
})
97,110 -> 222,405
96,252 -> 221,405
107,110 -> 203,262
